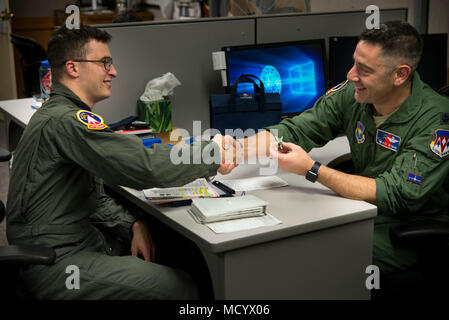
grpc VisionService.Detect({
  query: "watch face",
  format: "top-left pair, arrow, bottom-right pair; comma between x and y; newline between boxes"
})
306,171 -> 318,182
306,161 -> 321,182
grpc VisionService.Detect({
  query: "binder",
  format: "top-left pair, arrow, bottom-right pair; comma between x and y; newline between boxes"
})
188,195 -> 268,223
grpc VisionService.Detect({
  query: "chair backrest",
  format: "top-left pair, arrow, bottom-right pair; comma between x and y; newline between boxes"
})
0,148 -> 11,224
10,34 -> 47,97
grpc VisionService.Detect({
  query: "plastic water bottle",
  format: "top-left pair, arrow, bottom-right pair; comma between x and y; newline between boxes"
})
39,60 -> 51,100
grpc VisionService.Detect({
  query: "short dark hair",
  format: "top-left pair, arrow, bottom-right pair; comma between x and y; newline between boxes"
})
47,24 -> 112,82
360,21 -> 423,73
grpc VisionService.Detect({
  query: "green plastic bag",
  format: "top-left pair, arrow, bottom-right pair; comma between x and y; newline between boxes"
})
137,98 -> 172,132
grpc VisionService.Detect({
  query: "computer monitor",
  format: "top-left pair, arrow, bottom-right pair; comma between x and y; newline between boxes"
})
329,34 -> 448,91
223,39 -> 327,116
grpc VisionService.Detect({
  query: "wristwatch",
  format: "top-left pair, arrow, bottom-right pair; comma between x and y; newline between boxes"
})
305,161 -> 321,183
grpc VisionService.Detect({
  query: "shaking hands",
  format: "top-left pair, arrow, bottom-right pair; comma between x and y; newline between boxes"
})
212,134 -> 244,175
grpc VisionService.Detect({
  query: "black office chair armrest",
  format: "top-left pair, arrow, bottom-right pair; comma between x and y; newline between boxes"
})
0,147 -> 11,162
0,245 -> 56,266
390,220 -> 449,242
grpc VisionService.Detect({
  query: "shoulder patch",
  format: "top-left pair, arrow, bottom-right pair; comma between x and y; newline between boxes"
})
76,110 -> 108,130
326,80 -> 349,95
430,129 -> 449,158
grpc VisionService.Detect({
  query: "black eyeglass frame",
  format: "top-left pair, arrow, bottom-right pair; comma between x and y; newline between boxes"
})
69,57 -> 113,71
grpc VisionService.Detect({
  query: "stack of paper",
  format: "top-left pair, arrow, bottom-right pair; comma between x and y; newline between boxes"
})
143,178 -> 219,204
188,195 -> 268,223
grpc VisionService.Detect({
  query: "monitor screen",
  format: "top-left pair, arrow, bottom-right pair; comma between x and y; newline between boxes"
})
223,39 -> 327,116
329,34 -> 448,91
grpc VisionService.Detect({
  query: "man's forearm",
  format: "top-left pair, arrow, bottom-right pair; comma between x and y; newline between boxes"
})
239,130 -> 276,159
317,165 -> 377,205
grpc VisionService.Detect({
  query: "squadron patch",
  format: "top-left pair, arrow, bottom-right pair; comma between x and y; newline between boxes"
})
407,172 -> 423,185
430,129 -> 449,158
326,80 -> 349,95
376,129 -> 401,152
355,121 -> 365,144
76,110 -> 108,130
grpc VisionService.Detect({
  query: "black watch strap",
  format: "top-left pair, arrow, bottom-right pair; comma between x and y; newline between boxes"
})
306,161 -> 321,183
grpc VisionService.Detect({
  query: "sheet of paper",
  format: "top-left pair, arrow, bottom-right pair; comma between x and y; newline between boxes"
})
205,214 -> 282,234
219,176 -> 288,192
143,178 -> 218,199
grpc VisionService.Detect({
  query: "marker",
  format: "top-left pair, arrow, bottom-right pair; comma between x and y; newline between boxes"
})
212,180 -> 235,194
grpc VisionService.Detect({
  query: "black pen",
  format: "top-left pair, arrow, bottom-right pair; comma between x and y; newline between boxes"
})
213,180 -> 235,195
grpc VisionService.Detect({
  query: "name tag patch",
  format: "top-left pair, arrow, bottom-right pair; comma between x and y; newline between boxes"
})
76,110 -> 108,130
430,129 -> 449,158
376,129 -> 400,152
407,172 -> 423,185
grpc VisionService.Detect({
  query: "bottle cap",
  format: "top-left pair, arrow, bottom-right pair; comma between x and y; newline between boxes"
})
41,60 -> 50,68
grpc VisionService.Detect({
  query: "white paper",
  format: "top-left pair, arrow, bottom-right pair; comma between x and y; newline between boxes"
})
143,178 -> 218,199
219,176 -> 288,192
205,213 -> 281,234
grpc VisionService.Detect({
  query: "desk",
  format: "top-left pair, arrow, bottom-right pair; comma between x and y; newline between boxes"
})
110,138 -> 377,299
0,98 -> 377,299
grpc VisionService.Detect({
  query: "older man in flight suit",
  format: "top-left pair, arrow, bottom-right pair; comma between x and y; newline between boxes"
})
6,25 -> 236,299
241,21 -> 449,277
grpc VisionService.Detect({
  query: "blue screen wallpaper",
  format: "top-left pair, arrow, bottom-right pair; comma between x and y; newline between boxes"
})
225,42 -> 326,115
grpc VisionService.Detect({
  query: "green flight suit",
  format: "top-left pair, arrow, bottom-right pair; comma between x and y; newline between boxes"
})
6,83 -> 220,299
266,73 -> 449,274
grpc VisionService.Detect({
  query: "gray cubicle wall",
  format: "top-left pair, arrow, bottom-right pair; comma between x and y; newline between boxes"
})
96,18 -> 255,133
256,9 -> 408,44
257,9 -> 407,75
96,9 -> 407,132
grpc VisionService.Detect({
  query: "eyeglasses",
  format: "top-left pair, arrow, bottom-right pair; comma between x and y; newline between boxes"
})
71,57 -> 113,71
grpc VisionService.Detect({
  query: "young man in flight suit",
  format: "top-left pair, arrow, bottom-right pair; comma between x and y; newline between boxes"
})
241,21 -> 449,277
6,25 -> 236,299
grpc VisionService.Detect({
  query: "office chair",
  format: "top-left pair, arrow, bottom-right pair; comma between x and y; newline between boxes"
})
0,147 -> 56,300
328,154 -> 449,299
10,34 -> 47,97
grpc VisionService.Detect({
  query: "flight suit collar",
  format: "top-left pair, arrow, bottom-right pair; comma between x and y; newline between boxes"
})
50,82 -> 92,111
383,72 -> 423,124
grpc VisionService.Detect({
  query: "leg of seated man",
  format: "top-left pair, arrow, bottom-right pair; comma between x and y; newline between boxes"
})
18,250 -> 200,300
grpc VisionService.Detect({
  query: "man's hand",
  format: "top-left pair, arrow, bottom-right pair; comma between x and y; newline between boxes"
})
212,134 -> 243,175
270,142 -> 314,176
131,220 -> 156,262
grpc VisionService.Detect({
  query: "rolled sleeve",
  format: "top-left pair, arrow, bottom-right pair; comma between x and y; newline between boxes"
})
375,144 -> 449,215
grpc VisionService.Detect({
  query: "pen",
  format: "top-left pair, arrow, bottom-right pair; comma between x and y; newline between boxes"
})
212,180 -> 235,194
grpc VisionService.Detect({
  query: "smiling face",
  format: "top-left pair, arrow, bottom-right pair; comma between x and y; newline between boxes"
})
78,40 -> 118,106
346,40 -> 397,105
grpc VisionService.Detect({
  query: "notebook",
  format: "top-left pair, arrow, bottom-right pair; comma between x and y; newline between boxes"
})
188,195 -> 268,223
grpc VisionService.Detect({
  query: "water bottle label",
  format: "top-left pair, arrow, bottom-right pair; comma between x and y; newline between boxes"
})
41,71 -> 52,100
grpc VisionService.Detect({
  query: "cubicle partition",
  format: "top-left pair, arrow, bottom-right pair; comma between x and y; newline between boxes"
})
97,9 -> 407,133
